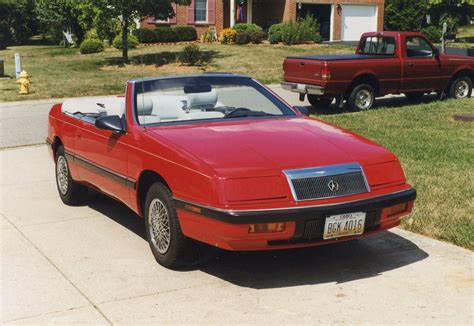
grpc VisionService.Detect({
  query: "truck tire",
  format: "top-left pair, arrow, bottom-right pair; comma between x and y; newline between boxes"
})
449,76 -> 472,99
405,92 -> 425,102
55,146 -> 88,205
307,95 -> 333,109
144,182 -> 201,269
347,84 -> 375,111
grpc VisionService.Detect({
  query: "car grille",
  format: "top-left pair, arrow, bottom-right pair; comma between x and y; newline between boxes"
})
284,163 -> 369,201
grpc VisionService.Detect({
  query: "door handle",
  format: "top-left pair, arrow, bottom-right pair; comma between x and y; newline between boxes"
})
299,62 -> 305,67
409,63 -> 415,68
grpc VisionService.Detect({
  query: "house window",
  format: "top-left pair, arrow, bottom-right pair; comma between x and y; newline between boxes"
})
195,0 -> 208,22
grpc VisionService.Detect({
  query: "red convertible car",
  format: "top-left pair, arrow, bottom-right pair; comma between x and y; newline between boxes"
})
47,74 -> 416,269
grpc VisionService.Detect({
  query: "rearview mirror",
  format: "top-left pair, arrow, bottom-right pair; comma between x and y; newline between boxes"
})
95,115 -> 125,134
294,106 -> 310,116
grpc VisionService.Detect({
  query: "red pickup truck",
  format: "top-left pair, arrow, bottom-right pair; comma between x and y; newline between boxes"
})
282,31 -> 474,111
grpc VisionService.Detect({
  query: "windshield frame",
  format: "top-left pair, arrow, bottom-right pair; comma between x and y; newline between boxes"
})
131,74 -> 298,127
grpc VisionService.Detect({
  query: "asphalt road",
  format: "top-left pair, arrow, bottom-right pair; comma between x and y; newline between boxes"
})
1,145 -> 472,324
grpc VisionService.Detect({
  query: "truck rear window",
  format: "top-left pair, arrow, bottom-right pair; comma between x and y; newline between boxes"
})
359,36 -> 396,56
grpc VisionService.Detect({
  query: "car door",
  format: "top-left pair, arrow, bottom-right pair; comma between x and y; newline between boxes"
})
401,36 -> 445,92
73,117 -> 130,205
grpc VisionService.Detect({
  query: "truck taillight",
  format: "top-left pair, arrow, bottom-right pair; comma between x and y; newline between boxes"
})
321,67 -> 331,81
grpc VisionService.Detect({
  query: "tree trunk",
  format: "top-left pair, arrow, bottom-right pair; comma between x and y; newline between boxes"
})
122,19 -> 129,64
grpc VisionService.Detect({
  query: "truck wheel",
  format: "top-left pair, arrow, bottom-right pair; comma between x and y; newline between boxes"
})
347,84 -> 375,111
144,182 -> 200,269
449,76 -> 472,99
405,92 -> 425,102
307,95 -> 333,109
55,146 -> 88,205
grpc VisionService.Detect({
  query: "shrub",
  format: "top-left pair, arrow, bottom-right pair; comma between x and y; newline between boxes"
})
178,44 -> 202,66
85,29 -> 99,40
219,28 -> 237,44
421,26 -> 443,43
80,38 -> 104,54
268,23 -> 284,44
112,34 -> 139,49
281,15 -> 320,45
174,26 -> 198,42
234,32 -> 251,44
233,23 -> 262,34
201,29 -> 217,43
132,28 -> 157,43
155,27 -> 178,43
250,31 -> 267,44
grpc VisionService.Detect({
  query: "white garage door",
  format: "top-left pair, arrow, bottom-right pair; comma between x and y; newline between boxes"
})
341,5 -> 377,41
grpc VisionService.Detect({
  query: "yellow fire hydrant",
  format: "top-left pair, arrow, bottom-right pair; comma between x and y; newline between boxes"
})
16,70 -> 31,95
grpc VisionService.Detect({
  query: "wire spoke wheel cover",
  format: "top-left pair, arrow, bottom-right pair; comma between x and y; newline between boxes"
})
355,89 -> 373,110
455,80 -> 469,99
148,198 -> 171,254
56,156 -> 69,195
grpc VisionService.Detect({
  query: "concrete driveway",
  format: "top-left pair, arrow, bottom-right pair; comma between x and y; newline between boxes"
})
1,145 -> 473,324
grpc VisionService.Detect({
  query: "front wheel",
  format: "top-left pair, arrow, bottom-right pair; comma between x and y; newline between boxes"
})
449,76 -> 472,99
55,146 -> 88,205
144,182 -> 201,269
347,84 -> 375,111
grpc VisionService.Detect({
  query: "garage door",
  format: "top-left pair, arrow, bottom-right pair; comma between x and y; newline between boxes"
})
341,5 -> 377,41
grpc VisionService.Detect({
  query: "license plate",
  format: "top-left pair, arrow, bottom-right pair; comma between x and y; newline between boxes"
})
297,83 -> 306,90
323,212 -> 366,240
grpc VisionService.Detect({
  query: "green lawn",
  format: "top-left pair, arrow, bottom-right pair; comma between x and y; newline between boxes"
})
0,43 -> 353,102
319,99 -> 474,249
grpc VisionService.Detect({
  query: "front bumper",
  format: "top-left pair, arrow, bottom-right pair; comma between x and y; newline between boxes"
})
281,81 -> 325,95
175,188 -> 416,251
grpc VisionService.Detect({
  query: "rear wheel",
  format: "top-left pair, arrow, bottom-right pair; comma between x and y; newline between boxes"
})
347,84 -> 375,111
405,92 -> 425,102
55,146 -> 88,205
144,182 -> 201,269
449,76 -> 472,99
307,95 -> 333,109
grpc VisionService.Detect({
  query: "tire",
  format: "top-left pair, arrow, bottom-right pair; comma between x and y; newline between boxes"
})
405,92 -> 425,102
347,84 -> 375,111
144,182 -> 200,269
55,146 -> 88,205
307,95 -> 333,108
448,76 -> 472,99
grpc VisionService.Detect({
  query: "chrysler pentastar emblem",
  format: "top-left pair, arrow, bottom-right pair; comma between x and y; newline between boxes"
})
327,180 -> 340,192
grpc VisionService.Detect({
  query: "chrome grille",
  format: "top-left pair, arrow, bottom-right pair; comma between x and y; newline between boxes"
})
284,163 -> 370,201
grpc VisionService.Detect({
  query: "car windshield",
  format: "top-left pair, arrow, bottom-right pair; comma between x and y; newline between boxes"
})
359,36 -> 396,55
133,75 -> 296,125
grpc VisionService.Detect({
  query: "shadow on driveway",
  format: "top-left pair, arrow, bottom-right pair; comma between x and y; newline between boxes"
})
85,174 -> 428,290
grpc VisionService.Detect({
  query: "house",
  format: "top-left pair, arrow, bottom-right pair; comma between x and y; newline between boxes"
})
141,0 -> 384,42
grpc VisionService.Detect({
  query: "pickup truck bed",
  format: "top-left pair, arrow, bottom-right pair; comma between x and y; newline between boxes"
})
286,54 -> 393,61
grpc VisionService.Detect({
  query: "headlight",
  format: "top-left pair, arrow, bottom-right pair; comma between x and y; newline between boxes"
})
224,176 -> 287,202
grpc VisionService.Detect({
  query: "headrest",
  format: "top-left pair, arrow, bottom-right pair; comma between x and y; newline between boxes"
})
136,95 -> 153,115
186,90 -> 218,111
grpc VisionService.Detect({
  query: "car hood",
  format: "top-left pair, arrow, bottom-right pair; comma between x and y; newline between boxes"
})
149,117 -> 398,177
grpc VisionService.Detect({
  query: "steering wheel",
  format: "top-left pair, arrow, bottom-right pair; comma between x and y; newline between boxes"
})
224,107 -> 251,118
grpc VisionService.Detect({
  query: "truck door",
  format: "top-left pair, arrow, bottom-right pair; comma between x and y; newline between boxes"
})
401,36 -> 446,92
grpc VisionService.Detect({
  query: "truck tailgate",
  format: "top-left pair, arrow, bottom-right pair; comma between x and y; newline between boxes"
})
283,57 -> 324,85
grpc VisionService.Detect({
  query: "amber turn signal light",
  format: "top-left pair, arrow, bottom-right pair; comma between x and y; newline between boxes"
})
248,222 -> 286,233
386,203 -> 408,217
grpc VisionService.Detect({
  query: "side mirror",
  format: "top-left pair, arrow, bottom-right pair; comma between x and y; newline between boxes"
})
95,115 -> 125,134
433,48 -> 440,57
294,106 -> 310,116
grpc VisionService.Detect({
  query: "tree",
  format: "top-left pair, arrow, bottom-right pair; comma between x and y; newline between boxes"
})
426,0 -> 474,31
89,0 -> 191,63
384,0 -> 430,31
0,0 -> 38,46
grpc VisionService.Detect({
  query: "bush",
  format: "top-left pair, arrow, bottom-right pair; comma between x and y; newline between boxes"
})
155,27 -> 178,43
250,31 -> 267,44
281,15 -> 320,45
174,26 -> 198,42
132,28 -> 157,43
80,38 -> 104,54
421,26 -> 443,43
234,32 -> 251,44
233,23 -> 262,34
219,28 -> 237,44
178,44 -> 202,65
112,34 -> 139,49
85,29 -> 99,40
201,29 -> 217,43
268,23 -> 284,44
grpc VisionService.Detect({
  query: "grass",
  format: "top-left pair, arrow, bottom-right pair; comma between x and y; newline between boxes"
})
319,99 -> 474,249
0,43 -> 353,102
